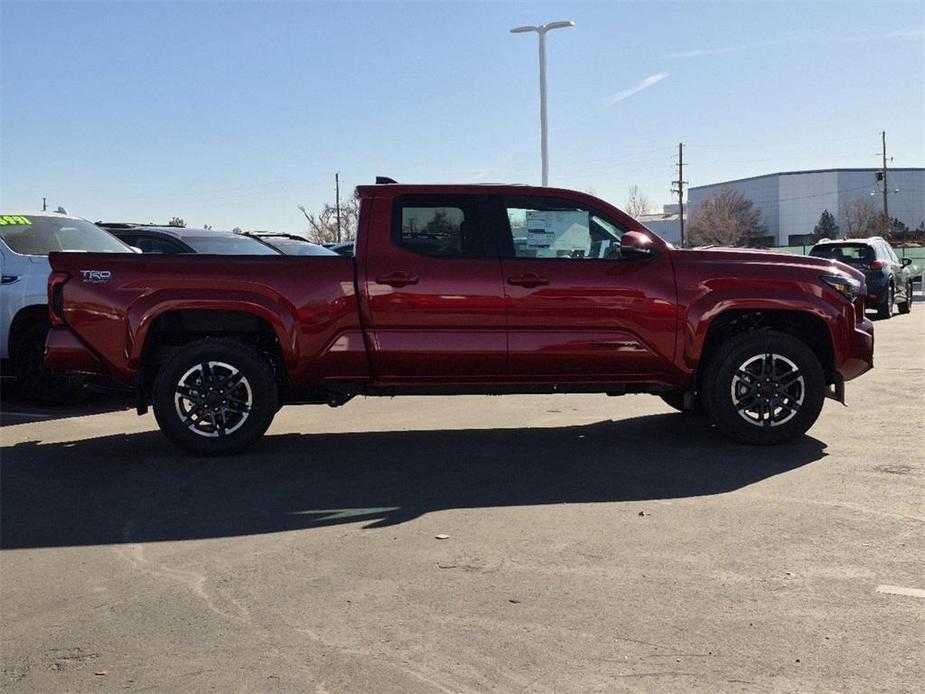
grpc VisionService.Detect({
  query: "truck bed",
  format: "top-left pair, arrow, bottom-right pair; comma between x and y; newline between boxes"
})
47,253 -> 368,385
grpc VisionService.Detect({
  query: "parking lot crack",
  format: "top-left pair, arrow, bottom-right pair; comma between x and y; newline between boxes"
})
115,521 -> 251,624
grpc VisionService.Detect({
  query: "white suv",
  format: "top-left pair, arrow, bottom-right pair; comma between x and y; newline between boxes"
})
0,211 -> 133,403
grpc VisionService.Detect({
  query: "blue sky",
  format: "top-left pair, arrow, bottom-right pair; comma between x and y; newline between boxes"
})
2,1 -> 923,234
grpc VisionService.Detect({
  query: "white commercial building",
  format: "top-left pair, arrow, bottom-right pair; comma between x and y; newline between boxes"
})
637,203 -> 682,245
687,168 -> 925,246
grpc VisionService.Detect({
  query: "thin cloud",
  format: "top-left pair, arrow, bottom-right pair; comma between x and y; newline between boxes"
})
663,40 -> 776,60
886,27 -> 925,39
607,73 -> 669,105
834,27 -> 925,43
663,26 -> 923,59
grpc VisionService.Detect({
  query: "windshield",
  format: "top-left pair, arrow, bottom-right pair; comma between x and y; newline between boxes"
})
0,214 -> 132,255
182,235 -> 281,255
809,244 -> 874,266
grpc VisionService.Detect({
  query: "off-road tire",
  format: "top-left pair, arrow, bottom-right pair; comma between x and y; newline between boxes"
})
876,284 -> 894,320
897,281 -> 912,315
702,330 -> 825,445
152,338 -> 278,455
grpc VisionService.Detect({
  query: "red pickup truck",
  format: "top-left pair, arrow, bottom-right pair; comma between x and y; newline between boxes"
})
45,182 -> 874,454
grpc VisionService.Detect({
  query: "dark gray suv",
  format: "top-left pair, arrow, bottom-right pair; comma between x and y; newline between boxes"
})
809,237 -> 913,319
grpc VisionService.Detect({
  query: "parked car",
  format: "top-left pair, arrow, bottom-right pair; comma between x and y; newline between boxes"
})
0,211 -> 135,403
809,237 -> 914,319
235,231 -> 338,256
46,180 -> 874,455
323,241 -> 356,257
98,224 -> 282,255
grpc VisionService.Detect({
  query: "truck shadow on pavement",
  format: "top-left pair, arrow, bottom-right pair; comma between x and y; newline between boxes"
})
1,414 -> 827,550
0,391 -> 134,426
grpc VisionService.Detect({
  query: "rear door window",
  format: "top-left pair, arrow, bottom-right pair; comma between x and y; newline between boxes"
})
393,196 -> 490,258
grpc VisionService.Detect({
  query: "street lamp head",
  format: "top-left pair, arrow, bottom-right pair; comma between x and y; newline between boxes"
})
510,25 -> 538,33
543,20 -> 575,31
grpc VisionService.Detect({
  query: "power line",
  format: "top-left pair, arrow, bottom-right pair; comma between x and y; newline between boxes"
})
685,134 -> 873,148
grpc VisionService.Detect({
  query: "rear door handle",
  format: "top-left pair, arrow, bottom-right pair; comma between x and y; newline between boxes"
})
507,274 -> 549,288
375,272 -> 419,287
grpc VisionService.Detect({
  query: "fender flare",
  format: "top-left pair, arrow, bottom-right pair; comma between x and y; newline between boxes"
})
682,291 -> 842,373
126,291 -> 298,369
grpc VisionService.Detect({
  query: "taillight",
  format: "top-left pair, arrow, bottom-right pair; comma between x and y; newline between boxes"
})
867,259 -> 888,270
48,271 -> 70,326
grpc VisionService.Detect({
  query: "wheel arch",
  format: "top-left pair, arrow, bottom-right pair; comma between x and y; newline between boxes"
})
696,308 -> 836,387
138,308 -> 288,393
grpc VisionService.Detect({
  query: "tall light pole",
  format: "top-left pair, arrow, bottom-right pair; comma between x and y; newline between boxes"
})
510,20 -> 574,186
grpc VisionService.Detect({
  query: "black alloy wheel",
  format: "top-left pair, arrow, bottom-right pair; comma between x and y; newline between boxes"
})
702,330 -> 825,445
152,338 -> 278,455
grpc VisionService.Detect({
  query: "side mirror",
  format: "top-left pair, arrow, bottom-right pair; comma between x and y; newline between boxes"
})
620,231 -> 655,260
902,257 -> 912,267
130,246 -> 144,254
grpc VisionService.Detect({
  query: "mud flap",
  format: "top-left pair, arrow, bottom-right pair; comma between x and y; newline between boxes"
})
135,374 -> 149,415
825,373 -> 846,406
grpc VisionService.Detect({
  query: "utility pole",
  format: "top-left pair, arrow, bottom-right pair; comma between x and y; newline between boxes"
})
43,197 -> 47,211
671,143 -> 687,247
880,130 -> 889,223
335,172 -> 341,243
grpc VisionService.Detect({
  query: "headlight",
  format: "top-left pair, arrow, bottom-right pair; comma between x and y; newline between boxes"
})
820,274 -> 860,302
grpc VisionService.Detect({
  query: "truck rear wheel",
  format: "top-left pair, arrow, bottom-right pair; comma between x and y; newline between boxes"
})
702,330 -> 825,445
897,281 -> 912,314
876,284 -> 894,319
152,338 -> 278,455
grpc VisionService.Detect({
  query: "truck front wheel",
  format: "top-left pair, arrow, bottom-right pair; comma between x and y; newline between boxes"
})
702,330 -> 825,445
152,338 -> 278,455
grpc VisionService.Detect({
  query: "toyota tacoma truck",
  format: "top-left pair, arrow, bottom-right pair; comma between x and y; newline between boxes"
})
45,181 -> 874,455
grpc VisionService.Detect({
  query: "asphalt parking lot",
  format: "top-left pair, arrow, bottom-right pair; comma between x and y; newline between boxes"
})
2,306 -> 923,693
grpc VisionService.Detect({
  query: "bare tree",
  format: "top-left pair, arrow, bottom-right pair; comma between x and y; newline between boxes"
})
624,185 -> 651,218
688,187 -> 767,247
167,216 -> 186,228
298,193 -> 360,244
841,197 -> 887,239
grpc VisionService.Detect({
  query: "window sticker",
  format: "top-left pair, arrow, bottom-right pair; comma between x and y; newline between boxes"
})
525,210 -> 590,258
0,215 -> 31,226
527,229 -> 554,249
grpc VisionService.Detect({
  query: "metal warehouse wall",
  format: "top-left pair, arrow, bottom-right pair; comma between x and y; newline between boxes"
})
688,168 -> 925,245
